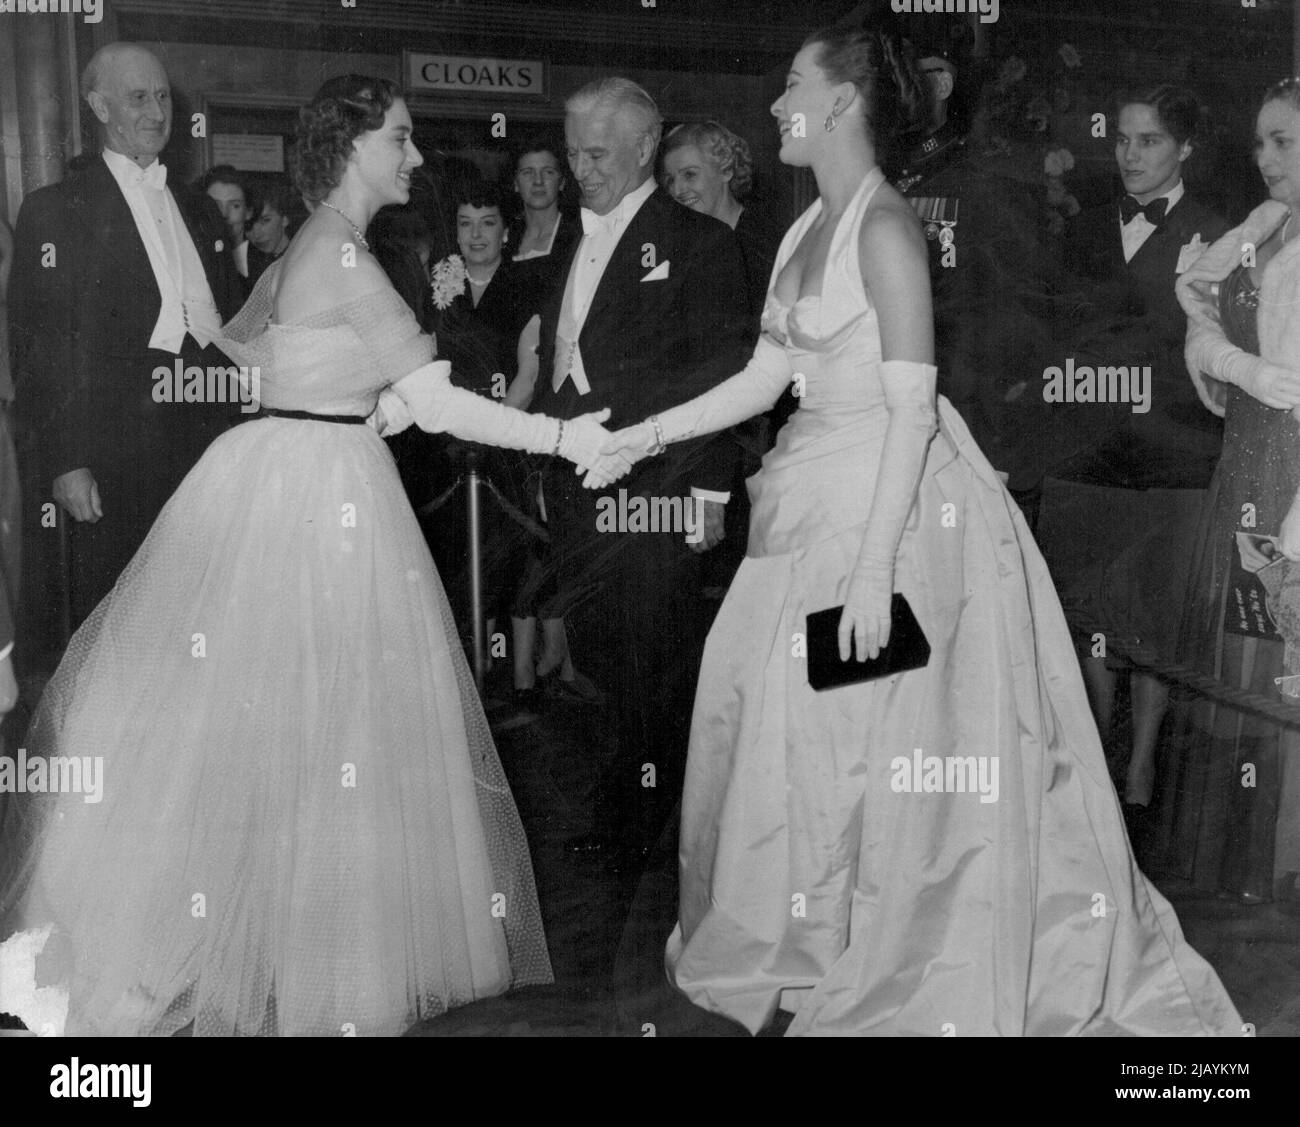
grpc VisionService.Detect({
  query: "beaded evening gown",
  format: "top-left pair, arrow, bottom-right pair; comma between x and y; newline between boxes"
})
665,169 -> 1242,1036
0,268 -> 552,1036
1149,261 -> 1300,900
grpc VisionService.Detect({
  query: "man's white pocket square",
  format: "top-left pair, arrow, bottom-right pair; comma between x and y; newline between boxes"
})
640,260 -> 670,282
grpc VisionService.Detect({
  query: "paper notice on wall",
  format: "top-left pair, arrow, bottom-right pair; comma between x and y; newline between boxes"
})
211,134 -> 285,172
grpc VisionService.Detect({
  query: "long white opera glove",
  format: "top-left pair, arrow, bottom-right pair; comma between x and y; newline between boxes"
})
1183,323 -> 1228,418
655,333 -> 793,443
1184,323 -> 1300,411
840,360 -> 938,661
604,333 -> 793,474
389,361 -> 611,473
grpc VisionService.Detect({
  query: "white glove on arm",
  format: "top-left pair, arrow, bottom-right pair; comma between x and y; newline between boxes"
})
1184,323 -> 1300,411
389,361 -> 609,472
840,360 -> 938,661
366,386 -> 415,437
605,333 -> 794,473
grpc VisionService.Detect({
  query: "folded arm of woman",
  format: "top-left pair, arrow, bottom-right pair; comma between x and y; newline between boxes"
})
1183,315 -> 1300,412
1176,200 -> 1300,414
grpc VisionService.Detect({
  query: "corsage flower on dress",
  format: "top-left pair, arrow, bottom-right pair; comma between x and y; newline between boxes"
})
430,254 -> 468,310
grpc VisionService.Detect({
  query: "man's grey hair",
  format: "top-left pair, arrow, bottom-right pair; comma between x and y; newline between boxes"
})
80,42 -> 162,101
566,77 -> 663,148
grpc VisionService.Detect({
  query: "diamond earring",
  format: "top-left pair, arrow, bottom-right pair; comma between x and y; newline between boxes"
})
823,112 -> 839,133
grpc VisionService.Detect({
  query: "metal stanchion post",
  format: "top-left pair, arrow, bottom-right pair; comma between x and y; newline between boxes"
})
57,515 -> 71,649
466,461 -> 485,693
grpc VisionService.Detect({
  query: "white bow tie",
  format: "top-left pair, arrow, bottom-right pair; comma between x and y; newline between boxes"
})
133,162 -> 167,191
581,207 -> 619,236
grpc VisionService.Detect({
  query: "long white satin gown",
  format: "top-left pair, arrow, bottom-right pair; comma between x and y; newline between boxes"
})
665,168 -> 1242,1036
0,273 -> 552,1036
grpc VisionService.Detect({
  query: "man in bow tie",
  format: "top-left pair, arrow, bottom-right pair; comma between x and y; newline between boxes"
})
8,42 -> 244,667
529,76 -> 752,862
1036,86 -> 1230,818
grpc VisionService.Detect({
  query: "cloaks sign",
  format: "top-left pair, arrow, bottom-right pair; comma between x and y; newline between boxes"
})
404,52 -> 547,98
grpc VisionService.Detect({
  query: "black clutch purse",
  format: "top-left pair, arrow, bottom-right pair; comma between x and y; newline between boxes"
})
806,594 -> 931,692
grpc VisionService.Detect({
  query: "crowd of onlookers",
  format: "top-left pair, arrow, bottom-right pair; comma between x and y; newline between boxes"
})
3,30 -> 1300,912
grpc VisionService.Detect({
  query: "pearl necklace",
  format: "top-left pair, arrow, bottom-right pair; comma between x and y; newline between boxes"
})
319,200 -> 369,251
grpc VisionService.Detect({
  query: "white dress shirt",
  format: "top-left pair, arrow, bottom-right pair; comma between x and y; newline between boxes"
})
553,175 -> 658,397
102,148 -> 222,352
1121,180 -> 1184,264
551,176 -> 729,506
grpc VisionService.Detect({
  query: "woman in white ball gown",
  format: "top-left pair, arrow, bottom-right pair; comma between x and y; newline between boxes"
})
0,75 -> 615,1036
602,24 -> 1243,1036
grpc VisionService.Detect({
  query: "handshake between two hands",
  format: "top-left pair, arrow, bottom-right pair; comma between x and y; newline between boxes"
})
561,408 -> 655,489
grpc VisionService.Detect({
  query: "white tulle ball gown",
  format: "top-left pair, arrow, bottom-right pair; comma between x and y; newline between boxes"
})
663,168 -> 1242,1036
0,268 -> 552,1036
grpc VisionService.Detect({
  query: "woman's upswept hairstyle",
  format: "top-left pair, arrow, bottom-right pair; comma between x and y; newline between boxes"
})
661,121 -> 755,201
802,23 -> 930,164
292,75 -> 400,203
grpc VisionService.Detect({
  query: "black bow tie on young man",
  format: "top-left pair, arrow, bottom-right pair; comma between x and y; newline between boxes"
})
1119,194 -> 1168,227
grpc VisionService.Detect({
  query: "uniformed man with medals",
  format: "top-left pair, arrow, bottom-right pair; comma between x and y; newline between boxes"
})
895,29 -> 1058,531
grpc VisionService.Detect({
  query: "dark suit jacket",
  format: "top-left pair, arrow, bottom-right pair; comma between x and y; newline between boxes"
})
9,153 -> 246,649
532,188 -> 753,499
9,153 -> 244,484
1054,192 -> 1230,488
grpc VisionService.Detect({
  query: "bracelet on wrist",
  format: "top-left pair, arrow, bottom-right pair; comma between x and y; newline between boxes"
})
647,415 -> 666,457
551,418 -> 565,457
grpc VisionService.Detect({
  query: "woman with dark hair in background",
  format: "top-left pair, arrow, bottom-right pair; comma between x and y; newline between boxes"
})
603,23 -> 1240,1036
1034,86 -> 1228,817
1152,78 -> 1300,907
428,181 -> 596,703
0,74 -> 626,1036
508,137 -> 580,300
